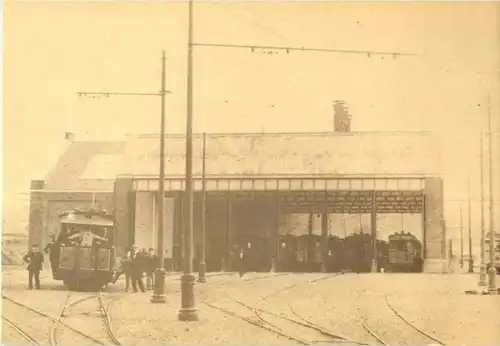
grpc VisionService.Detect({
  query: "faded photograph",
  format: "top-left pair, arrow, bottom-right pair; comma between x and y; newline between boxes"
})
2,1 -> 500,345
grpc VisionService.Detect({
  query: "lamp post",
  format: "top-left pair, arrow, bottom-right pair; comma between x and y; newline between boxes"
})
487,95 -> 498,295
151,51 -> 168,303
178,0 -> 199,320
198,132 -> 207,283
479,132 -> 487,286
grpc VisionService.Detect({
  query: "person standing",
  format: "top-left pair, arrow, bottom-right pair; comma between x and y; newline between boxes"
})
238,245 -> 250,278
44,234 -> 59,278
130,249 -> 146,293
68,228 -> 108,247
146,248 -> 158,290
23,245 -> 44,290
111,251 -> 132,291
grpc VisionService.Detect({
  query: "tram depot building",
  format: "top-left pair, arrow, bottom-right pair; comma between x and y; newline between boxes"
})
28,131 -> 448,273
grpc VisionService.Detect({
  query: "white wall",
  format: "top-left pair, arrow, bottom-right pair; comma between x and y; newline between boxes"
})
134,192 -> 154,250
152,195 -> 174,259
134,192 -> 174,257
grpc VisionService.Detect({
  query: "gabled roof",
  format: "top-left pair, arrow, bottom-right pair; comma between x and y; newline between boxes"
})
119,131 -> 442,178
44,141 -> 125,191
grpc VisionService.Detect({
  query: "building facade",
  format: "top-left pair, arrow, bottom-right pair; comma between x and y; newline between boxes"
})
30,131 -> 448,273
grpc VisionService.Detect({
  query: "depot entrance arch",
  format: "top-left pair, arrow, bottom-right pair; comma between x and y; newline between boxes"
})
115,175 -> 447,274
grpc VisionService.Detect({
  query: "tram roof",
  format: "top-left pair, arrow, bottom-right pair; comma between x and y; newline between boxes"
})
119,131 -> 442,178
59,213 -> 114,227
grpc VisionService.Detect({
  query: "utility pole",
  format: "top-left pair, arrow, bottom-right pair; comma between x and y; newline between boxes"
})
76,51 -> 171,303
180,2 -> 422,318
460,206 -> 464,269
487,94 -> 498,294
178,0 -> 199,321
151,51 -> 168,303
197,132 -> 207,283
479,132 -> 487,286
468,177 -> 474,273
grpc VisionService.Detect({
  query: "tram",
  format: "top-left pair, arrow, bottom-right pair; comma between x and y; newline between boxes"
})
387,231 -> 423,273
53,208 -> 116,291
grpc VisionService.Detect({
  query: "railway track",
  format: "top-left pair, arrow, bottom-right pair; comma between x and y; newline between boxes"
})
356,293 -> 446,345
49,290 -> 123,346
2,315 -> 42,345
204,273 -> 359,345
1,290 -> 123,346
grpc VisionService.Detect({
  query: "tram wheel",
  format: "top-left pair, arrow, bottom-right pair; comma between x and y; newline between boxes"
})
63,279 -> 80,291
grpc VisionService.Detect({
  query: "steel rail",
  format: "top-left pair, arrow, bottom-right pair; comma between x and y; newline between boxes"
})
1,292 -> 105,344
384,294 -> 446,345
2,315 -> 42,345
97,291 -> 122,345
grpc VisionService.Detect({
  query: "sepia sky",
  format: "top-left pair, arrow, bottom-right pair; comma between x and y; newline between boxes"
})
3,1 -> 500,246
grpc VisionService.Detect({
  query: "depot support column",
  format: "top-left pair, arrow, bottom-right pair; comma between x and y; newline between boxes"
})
371,191 -> 378,273
273,194 -> 280,272
226,197 -> 232,271
321,191 -> 328,273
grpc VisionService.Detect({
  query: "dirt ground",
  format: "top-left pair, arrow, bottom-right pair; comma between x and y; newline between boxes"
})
2,267 -> 499,345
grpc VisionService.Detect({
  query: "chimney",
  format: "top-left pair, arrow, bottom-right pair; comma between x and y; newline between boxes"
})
333,100 -> 352,133
65,132 -> 75,141
30,180 -> 45,190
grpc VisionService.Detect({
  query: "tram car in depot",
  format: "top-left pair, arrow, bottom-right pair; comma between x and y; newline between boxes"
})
52,208 -> 116,291
485,232 -> 500,274
296,234 -> 323,272
387,231 -> 423,273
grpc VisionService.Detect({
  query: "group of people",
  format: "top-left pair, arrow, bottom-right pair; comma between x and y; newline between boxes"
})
112,245 -> 158,293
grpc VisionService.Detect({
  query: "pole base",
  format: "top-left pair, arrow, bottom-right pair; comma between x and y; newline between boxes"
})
178,273 -> 199,321
479,264 -> 487,287
178,308 -> 199,321
371,259 -> 378,273
487,267 -> 498,294
151,268 -> 166,304
197,262 -> 207,283
151,294 -> 166,303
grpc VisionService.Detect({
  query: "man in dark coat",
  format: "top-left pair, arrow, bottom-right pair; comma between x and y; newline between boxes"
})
146,248 -> 158,290
23,245 -> 44,290
44,234 -> 59,278
111,251 -> 132,291
238,243 -> 252,278
130,248 -> 146,293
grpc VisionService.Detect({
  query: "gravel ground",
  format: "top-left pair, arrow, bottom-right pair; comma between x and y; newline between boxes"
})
3,267 -> 500,345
